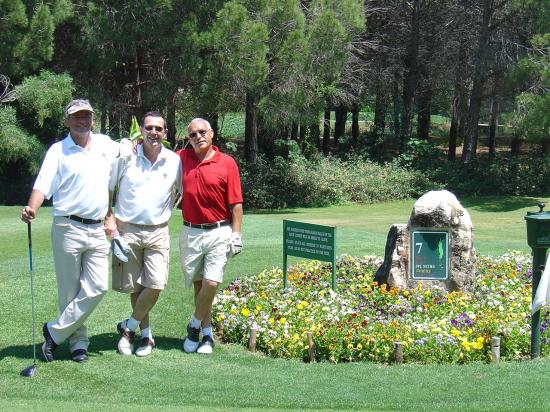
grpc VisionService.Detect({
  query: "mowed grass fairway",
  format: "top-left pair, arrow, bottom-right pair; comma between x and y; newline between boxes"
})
2,197 -> 550,411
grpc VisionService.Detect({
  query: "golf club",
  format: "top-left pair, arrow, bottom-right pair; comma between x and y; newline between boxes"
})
21,222 -> 37,378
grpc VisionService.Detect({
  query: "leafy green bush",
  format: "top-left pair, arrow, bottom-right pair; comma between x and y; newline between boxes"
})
239,154 -> 438,209
0,106 -> 43,173
422,153 -> 550,196
213,252 -> 542,364
0,106 -> 45,204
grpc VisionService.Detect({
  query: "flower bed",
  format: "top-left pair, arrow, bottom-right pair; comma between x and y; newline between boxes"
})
212,252 -> 550,363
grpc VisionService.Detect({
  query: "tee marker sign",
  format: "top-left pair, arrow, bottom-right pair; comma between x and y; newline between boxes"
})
283,220 -> 336,290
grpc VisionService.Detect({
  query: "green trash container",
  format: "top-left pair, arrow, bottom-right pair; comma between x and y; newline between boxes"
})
525,202 -> 550,358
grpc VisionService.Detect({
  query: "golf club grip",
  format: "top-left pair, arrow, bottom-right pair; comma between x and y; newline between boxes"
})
27,223 -> 32,271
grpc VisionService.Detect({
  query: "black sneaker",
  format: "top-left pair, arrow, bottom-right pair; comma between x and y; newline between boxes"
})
183,323 -> 200,353
71,348 -> 88,363
196,335 -> 215,354
42,323 -> 58,362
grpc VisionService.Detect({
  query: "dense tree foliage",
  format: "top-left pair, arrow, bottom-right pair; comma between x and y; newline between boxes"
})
0,0 -> 549,204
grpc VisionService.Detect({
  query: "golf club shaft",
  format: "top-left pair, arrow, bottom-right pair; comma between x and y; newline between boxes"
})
27,223 -> 36,365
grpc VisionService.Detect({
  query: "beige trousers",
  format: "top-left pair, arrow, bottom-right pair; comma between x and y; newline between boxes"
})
47,216 -> 109,352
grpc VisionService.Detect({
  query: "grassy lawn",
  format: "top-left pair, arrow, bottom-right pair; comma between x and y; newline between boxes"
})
1,196 -> 550,411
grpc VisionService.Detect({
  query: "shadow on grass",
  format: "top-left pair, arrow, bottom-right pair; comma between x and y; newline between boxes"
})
1,334 -> 184,362
461,196 -> 546,212
88,334 -> 184,357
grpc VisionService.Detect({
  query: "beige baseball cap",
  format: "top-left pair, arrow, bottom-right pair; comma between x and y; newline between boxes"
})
64,99 -> 94,119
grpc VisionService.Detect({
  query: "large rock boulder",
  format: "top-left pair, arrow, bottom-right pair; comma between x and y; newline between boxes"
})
375,190 -> 476,292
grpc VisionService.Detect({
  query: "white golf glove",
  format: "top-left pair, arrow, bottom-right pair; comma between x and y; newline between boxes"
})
229,232 -> 242,256
111,232 -> 130,262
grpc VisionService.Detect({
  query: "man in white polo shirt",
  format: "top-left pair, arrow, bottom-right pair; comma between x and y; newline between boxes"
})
21,99 -> 120,363
107,111 -> 181,357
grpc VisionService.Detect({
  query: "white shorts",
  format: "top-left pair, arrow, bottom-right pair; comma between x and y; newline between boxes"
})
179,224 -> 232,288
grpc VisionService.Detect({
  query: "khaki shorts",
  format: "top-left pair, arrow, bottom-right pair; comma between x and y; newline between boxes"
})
112,221 -> 169,293
179,224 -> 232,288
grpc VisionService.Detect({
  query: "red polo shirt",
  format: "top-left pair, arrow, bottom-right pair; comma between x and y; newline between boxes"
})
178,146 -> 243,224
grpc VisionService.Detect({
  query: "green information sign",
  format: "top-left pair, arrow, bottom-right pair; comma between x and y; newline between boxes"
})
283,220 -> 336,290
410,230 -> 449,280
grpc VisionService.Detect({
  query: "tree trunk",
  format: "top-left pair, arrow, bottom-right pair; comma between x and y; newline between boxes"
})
100,109 -> 107,135
334,107 -> 347,148
309,118 -> 321,151
323,109 -> 331,155
487,97 -> 498,155
108,111 -> 120,139
392,78 -> 401,141
448,87 -> 460,161
245,92 -> 258,164
167,94 -> 177,149
462,0 -> 492,164
351,107 -> 359,146
372,89 -> 388,143
258,114 -> 273,158
400,0 -> 420,153
448,32 -> 468,161
290,122 -> 299,140
510,135 -> 522,155
416,88 -> 432,140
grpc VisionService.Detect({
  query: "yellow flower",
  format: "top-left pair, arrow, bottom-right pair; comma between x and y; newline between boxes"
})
297,303 -> 304,310
472,341 -> 483,350
356,343 -> 363,350
461,340 -> 471,351
256,304 -> 263,311
301,300 -> 310,307
241,308 -> 250,316
348,343 -> 354,349
216,314 -> 225,321
403,290 -> 410,297
451,328 -> 461,337
279,317 -> 287,324
268,317 -> 275,324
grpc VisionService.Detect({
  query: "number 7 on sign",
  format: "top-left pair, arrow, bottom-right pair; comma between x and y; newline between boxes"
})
416,242 -> 422,254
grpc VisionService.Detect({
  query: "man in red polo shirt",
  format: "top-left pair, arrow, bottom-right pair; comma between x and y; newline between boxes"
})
178,118 -> 243,354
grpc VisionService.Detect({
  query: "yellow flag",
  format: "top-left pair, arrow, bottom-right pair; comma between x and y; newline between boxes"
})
129,116 -> 141,141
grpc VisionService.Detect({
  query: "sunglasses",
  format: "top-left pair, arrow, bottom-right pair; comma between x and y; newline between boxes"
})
144,125 -> 164,132
189,129 -> 209,139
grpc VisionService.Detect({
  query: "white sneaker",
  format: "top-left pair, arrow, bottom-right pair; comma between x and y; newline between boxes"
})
117,321 -> 135,355
135,337 -> 155,357
196,335 -> 215,355
183,323 -> 200,353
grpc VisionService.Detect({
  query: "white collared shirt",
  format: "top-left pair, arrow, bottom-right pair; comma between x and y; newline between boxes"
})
34,133 -> 120,220
110,144 -> 182,225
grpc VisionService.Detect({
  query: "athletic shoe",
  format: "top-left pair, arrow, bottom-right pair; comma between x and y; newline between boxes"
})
196,335 -> 215,355
135,337 -> 155,357
183,323 -> 201,353
117,321 -> 135,355
41,323 -> 57,362
71,349 -> 88,363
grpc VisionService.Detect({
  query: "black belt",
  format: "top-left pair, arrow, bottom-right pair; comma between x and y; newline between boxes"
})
183,220 -> 230,230
65,215 -> 102,225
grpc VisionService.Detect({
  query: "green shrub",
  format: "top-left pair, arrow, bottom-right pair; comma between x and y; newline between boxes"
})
422,153 -> 550,196
239,154 -> 439,209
